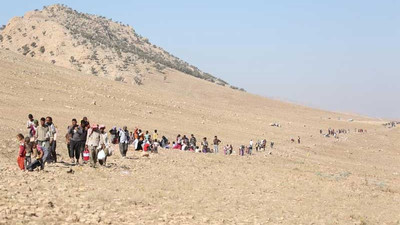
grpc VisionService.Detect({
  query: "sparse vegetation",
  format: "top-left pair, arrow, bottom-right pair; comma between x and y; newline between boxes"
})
39,46 -> 45,53
134,75 -> 142,85
91,66 -> 98,75
0,4 -> 237,88
41,5 -> 229,85
70,56 -> 76,63
114,76 -> 123,82
21,44 -> 30,55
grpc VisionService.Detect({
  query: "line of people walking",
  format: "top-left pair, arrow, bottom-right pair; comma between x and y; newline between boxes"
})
17,114 -> 276,171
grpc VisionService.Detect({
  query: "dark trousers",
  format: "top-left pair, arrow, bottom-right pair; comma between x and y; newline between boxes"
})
27,159 -> 43,171
49,141 -> 57,162
119,143 -> 128,157
70,140 -> 82,161
67,143 -> 72,158
79,141 -> 86,160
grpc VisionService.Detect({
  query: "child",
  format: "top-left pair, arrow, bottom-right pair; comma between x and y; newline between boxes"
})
143,141 -> 150,157
239,145 -> 245,156
223,145 -> 229,155
16,134 -> 26,170
201,137 -> 208,153
27,143 -> 44,171
24,137 -> 32,169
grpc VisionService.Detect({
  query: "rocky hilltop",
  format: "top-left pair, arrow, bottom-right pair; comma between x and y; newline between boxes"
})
0,4 -> 234,87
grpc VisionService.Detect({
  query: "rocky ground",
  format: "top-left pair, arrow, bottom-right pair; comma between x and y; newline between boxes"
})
0,49 -> 399,224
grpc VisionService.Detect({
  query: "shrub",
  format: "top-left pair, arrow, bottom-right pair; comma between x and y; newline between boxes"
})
0,34 -> 3,42
114,76 -> 123,82
51,60 -> 56,64
134,75 -> 142,85
91,66 -> 98,75
22,44 -> 30,55
30,42 -> 37,48
39,46 -> 45,53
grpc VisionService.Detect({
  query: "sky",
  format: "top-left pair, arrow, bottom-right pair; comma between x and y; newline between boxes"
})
1,0 -> 399,119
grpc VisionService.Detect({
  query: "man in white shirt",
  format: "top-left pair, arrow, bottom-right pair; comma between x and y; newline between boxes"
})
249,140 -> 254,155
27,114 -> 35,138
46,116 -> 57,163
119,126 -> 129,158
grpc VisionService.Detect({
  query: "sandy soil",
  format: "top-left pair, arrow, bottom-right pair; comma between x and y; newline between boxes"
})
0,49 -> 399,224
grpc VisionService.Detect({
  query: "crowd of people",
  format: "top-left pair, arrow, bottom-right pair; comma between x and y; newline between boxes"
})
17,114 -> 57,171
16,114 -> 275,171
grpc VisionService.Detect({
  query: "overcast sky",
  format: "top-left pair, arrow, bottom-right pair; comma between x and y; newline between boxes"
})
1,0 -> 399,119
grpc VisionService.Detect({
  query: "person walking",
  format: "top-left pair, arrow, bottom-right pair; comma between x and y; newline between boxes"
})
35,118 -> 50,168
99,125 -> 111,166
46,117 -> 57,163
85,124 -> 103,168
16,133 -> 26,170
189,134 -> 197,149
213,136 -> 221,154
119,126 -> 129,158
201,137 -> 208,153
249,139 -> 254,155
67,119 -> 81,164
153,130 -> 158,143
79,120 -> 88,163
26,114 -> 35,138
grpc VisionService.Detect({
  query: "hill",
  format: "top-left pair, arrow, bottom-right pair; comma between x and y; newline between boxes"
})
0,4 -> 232,87
0,4 -> 400,225
0,47 -> 399,224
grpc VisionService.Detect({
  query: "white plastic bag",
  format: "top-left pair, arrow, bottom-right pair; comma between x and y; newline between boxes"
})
98,150 -> 106,160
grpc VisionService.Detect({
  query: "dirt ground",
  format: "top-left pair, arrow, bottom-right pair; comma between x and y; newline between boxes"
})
0,49 -> 399,224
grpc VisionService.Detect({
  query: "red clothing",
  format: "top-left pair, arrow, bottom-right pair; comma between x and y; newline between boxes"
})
17,142 -> 26,170
19,142 -> 26,157
17,156 -> 25,170
143,143 -> 150,152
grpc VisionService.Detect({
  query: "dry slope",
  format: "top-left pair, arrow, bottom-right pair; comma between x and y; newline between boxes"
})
0,46 -> 400,225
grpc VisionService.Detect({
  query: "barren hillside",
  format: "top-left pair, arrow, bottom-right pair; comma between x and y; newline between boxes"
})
0,46 -> 399,224
0,4 -> 230,87
0,4 -> 400,225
